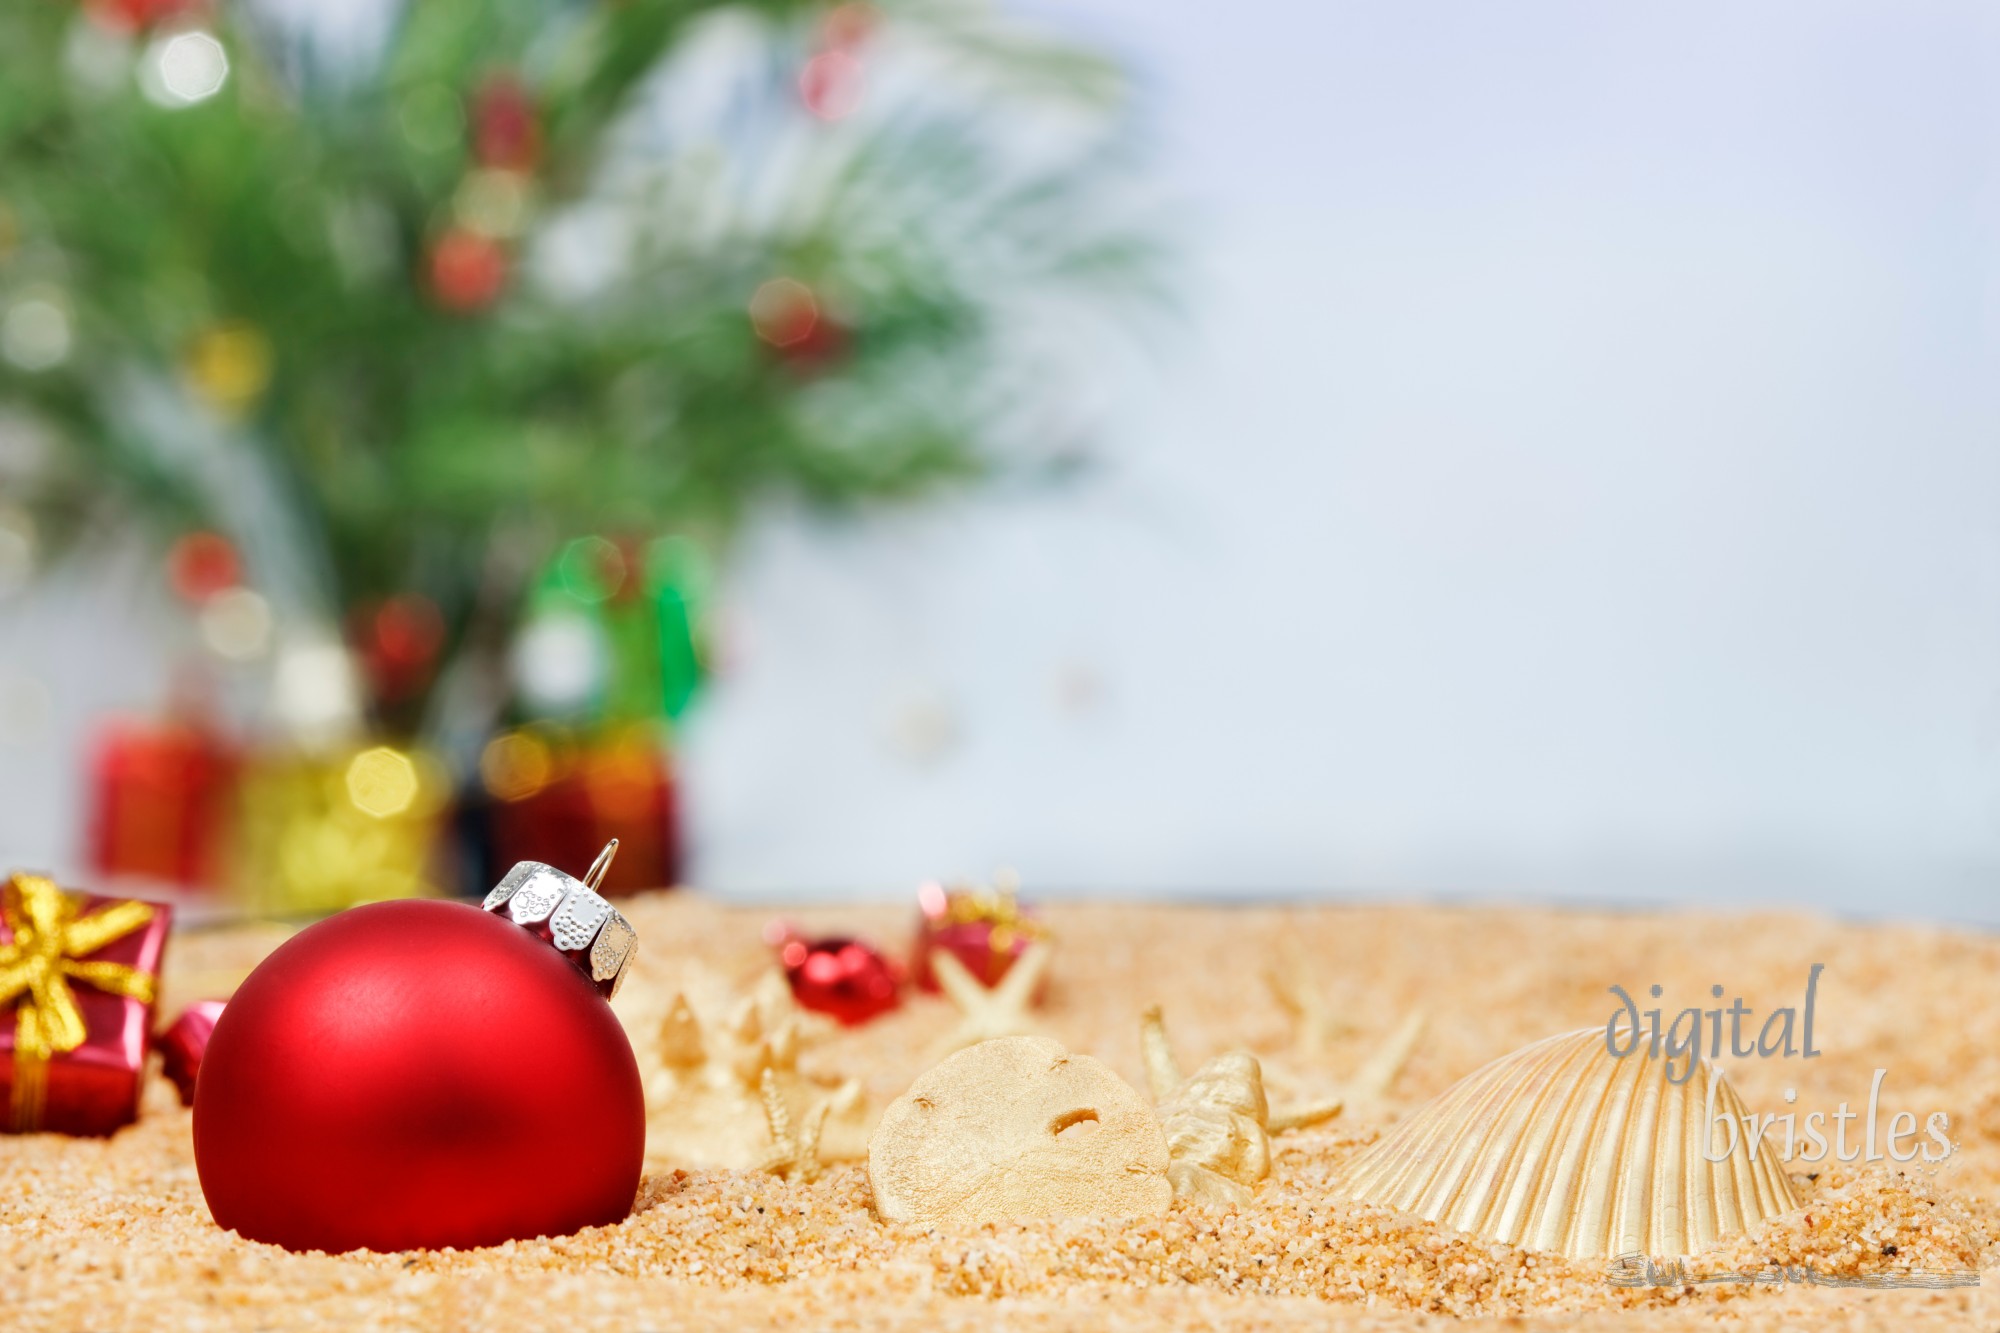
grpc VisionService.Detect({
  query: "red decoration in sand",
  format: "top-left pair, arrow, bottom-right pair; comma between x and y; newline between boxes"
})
769,924 -> 902,1025
193,899 -> 643,1252
158,999 -> 226,1106
912,879 -> 1047,992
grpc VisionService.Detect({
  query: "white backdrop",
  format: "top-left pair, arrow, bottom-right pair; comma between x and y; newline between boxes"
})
3,2 -> 1996,919
680,0 -> 2000,914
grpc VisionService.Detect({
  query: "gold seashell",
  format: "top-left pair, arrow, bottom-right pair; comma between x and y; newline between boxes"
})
869,1035 -> 1172,1226
1331,1027 -> 1800,1261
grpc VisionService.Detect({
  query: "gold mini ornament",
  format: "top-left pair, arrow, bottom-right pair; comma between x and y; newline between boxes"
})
645,983 -> 868,1170
1140,1006 -> 1342,1207
1331,1027 -> 1801,1262
868,1035 -> 1172,1227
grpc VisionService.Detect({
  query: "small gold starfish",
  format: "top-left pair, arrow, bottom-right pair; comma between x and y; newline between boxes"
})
1263,939 -> 1354,1058
646,985 -> 867,1169
756,1067 -> 829,1182
930,939 -> 1052,1055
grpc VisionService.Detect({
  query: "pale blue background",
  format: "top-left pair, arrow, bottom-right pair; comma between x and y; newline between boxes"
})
3,2 -> 1996,918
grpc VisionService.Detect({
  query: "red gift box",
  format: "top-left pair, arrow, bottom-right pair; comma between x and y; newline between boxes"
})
911,879 -> 1049,992
0,874 -> 172,1136
86,719 -> 236,890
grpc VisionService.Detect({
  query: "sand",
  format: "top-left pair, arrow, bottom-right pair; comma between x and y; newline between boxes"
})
4,894 -> 1997,1331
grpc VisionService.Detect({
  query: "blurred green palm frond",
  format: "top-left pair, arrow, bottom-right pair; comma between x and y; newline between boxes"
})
0,0 -> 1168,657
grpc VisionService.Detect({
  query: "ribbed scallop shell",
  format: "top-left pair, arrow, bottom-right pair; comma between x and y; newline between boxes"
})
1331,1027 -> 1799,1261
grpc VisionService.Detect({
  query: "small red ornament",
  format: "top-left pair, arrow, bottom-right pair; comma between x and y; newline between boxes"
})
83,0 -> 202,34
158,999 -> 226,1106
767,923 -> 901,1025
912,879 -> 1048,992
194,847 -> 642,1252
471,74 -> 542,173
350,594 -> 447,706
800,50 -> 864,120
167,531 -> 240,604
428,228 -> 509,313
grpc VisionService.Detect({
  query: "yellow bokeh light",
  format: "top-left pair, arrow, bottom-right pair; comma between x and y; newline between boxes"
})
480,730 -> 553,802
345,746 -> 421,818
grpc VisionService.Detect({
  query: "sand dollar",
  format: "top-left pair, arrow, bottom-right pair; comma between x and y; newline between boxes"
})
868,1035 -> 1172,1226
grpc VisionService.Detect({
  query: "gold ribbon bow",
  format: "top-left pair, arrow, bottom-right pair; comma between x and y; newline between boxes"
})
936,884 -> 1047,956
0,873 -> 157,1131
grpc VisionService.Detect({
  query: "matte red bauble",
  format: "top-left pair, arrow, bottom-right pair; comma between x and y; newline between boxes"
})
193,893 -> 643,1253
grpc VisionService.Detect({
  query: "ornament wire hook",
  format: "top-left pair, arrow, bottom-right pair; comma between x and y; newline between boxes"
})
583,839 -> 619,894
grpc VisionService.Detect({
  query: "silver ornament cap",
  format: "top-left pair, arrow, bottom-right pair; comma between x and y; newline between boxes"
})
482,840 -> 637,999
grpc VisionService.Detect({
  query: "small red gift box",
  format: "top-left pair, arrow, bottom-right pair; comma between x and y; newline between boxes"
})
0,874 -> 173,1136
86,719 -> 236,890
911,879 -> 1048,992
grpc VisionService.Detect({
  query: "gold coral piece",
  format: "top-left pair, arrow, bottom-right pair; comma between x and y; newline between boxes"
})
868,1035 -> 1171,1227
1141,1006 -> 1341,1207
1330,1027 -> 1801,1262
929,939 -> 1052,1055
756,1067 -> 829,1182
645,978 -> 868,1170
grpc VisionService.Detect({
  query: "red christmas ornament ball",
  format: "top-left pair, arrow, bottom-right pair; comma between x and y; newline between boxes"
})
194,900 -> 644,1253
776,932 -> 901,1025
428,229 -> 509,313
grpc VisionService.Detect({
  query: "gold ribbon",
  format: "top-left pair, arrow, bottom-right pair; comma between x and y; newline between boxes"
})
0,873 -> 156,1131
936,885 -> 1048,956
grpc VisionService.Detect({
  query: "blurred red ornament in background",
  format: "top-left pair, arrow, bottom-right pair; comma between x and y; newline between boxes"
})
749,277 -> 820,348
351,594 -> 446,705
767,923 -> 902,1025
800,50 -> 864,120
86,719 -> 235,890
820,3 -> 880,51
480,729 -> 679,895
749,277 -> 848,370
167,532 -> 240,605
429,228 -> 508,312
84,0 -> 203,34
471,75 -> 542,173
912,878 -> 1048,992
159,999 -> 227,1106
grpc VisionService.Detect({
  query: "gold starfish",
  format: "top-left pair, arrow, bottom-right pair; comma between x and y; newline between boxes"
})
756,1067 -> 829,1182
1260,1006 -> 1427,1125
1263,939 -> 1353,1058
929,939 -> 1052,1055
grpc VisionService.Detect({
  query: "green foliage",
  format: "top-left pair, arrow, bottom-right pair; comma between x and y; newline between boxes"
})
0,0 -> 1163,667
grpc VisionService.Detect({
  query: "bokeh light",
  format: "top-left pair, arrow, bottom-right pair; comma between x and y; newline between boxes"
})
480,729 -> 555,802
199,587 -> 273,661
344,746 -> 421,818
144,31 -> 229,106
749,278 -> 820,348
1,297 -> 72,372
